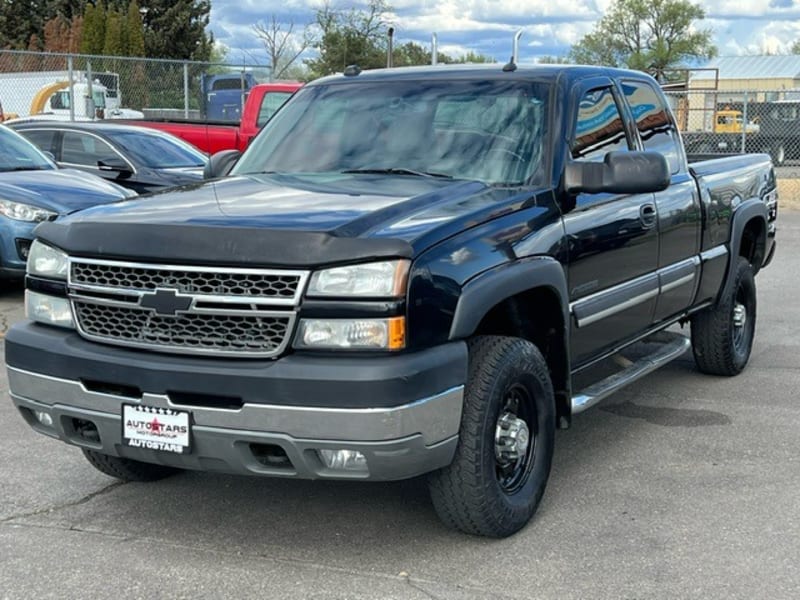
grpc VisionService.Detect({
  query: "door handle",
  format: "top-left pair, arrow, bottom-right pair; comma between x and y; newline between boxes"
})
639,203 -> 657,227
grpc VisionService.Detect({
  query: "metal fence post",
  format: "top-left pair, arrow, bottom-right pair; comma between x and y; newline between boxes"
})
67,54 -> 75,122
741,91 -> 749,153
183,61 -> 189,119
86,59 -> 94,120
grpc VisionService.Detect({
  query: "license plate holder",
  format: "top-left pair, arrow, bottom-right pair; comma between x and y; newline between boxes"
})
122,404 -> 191,455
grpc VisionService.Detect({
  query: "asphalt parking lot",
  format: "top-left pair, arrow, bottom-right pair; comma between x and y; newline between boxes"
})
1,213 -> 798,600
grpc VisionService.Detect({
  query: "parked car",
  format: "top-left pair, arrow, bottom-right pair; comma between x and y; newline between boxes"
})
11,122 -> 208,195
0,124 -> 133,279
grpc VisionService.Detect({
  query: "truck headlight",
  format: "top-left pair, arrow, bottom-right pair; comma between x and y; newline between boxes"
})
307,260 -> 409,297
25,290 -> 74,329
295,317 -> 405,350
0,200 -> 56,222
27,240 -> 69,280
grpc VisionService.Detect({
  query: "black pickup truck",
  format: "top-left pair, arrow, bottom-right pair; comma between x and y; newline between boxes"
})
6,65 -> 778,538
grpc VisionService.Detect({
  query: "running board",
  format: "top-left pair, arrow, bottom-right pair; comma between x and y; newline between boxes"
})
570,332 -> 691,414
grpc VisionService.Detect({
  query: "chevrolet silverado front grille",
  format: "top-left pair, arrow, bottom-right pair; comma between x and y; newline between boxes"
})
71,261 -> 303,301
67,258 -> 308,358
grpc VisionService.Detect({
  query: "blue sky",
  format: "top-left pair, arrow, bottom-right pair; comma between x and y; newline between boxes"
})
208,0 -> 800,67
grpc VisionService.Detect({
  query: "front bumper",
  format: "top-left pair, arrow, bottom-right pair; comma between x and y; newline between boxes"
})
6,323 -> 467,481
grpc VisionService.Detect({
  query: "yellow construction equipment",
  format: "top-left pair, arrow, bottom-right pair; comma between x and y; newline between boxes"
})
29,81 -> 70,115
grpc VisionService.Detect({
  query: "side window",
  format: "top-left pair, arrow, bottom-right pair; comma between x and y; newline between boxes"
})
61,132 -> 116,166
256,92 -> 292,128
571,87 -> 630,161
21,130 -> 57,157
622,80 -> 681,174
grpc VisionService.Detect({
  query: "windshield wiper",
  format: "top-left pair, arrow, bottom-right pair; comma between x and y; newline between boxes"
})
341,168 -> 453,179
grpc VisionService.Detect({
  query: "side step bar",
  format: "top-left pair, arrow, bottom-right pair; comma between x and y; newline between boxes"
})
571,332 -> 691,414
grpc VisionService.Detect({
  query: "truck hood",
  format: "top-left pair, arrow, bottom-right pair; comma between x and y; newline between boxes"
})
0,168 -> 130,214
35,173 -> 532,267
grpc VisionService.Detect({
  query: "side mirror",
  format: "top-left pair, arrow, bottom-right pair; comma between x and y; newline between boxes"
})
97,156 -> 132,176
203,149 -> 241,179
564,151 -> 670,196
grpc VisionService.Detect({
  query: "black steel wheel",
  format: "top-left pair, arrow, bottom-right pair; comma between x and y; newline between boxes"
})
494,382 -> 537,494
428,336 -> 555,537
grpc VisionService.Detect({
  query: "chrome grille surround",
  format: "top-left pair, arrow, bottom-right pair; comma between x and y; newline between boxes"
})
67,258 -> 309,358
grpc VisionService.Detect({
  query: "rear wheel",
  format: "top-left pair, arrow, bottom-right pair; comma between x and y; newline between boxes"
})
691,257 -> 756,376
428,336 -> 555,537
82,449 -> 179,482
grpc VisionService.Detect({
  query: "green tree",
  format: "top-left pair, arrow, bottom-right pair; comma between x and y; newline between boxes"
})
0,0 -> 48,49
46,0 -> 87,19
454,51 -> 495,64
537,55 -> 570,64
80,0 -> 106,55
140,0 -> 212,60
125,0 -> 144,56
393,42 -> 495,66
102,8 -> 123,56
305,0 -> 390,78
569,0 -> 716,78
791,40 -> 800,55
393,41 -> 433,66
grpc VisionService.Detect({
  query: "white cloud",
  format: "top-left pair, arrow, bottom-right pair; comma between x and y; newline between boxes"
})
209,0 -> 800,66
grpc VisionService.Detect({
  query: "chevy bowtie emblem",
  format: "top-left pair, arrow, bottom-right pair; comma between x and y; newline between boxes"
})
139,288 -> 193,316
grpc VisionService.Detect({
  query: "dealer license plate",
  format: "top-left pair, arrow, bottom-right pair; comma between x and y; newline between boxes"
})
122,404 -> 191,455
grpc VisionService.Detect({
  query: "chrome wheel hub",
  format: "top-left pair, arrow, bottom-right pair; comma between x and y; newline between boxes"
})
495,412 -> 531,465
733,302 -> 747,329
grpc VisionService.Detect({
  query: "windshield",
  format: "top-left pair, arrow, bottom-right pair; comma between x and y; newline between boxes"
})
234,79 -> 550,186
111,130 -> 208,168
93,91 -> 106,109
0,126 -> 55,172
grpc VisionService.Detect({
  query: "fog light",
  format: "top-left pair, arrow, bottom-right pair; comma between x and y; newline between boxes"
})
34,410 -> 53,427
317,449 -> 368,472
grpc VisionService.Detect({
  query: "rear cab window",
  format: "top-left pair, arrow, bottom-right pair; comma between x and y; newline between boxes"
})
620,80 -> 682,174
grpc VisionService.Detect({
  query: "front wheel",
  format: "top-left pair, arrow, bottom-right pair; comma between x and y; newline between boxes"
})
691,257 -> 756,376
428,336 -> 555,537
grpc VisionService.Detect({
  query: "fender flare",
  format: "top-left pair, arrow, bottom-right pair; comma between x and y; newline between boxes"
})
723,199 -> 768,298
449,256 -> 569,340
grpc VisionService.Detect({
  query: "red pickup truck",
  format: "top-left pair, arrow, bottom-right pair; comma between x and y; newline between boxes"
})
130,82 -> 301,154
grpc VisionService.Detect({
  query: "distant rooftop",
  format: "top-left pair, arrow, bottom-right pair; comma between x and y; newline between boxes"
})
694,55 -> 800,80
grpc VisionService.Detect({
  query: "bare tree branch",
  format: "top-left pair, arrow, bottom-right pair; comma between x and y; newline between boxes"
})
253,15 -> 312,80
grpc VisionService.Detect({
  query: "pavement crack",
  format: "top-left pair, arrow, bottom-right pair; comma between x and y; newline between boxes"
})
403,574 -> 446,600
0,481 -> 126,524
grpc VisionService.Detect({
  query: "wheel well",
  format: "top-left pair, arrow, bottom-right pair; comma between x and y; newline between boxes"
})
473,287 -> 570,428
739,217 -> 766,272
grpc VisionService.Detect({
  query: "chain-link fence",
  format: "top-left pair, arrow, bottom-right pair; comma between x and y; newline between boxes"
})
665,88 -> 800,206
664,89 -> 800,166
0,49 -> 271,123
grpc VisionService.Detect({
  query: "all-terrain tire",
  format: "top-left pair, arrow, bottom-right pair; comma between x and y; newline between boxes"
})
82,449 -> 179,482
691,257 -> 756,376
428,336 -> 555,537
